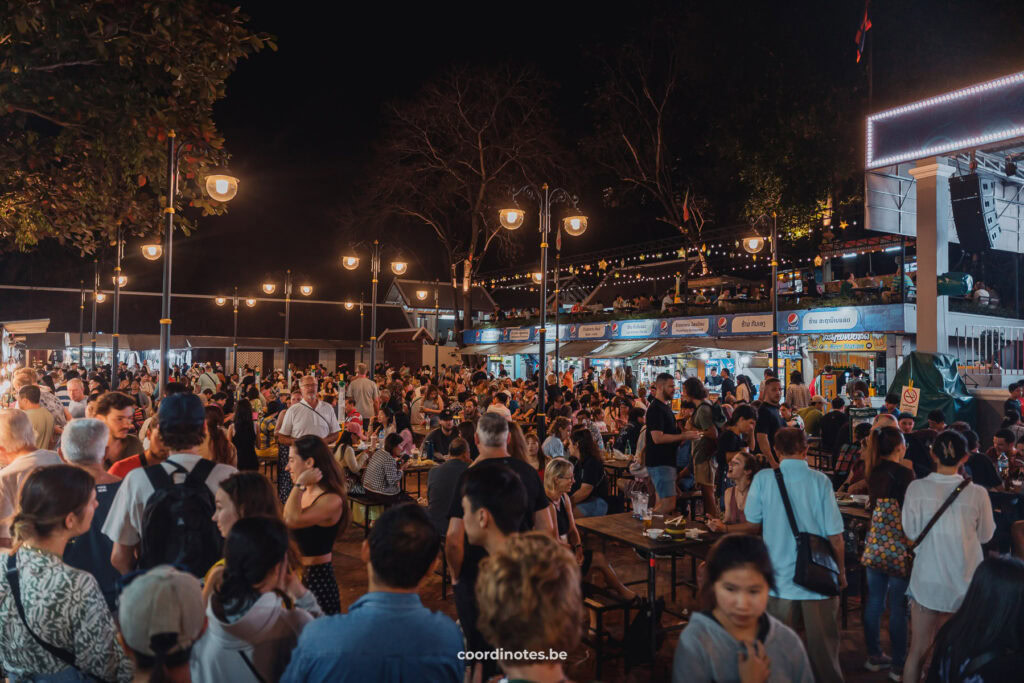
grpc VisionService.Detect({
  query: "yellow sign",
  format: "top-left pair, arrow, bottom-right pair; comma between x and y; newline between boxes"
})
807,333 -> 887,352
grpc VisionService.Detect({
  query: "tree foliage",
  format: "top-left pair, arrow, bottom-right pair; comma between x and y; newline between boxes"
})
0,0 -> 273,252
367,64 -> 568,323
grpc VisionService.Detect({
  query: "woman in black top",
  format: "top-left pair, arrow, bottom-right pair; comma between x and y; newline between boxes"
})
927,556 -> 1024,682
232,398 -> 259,471
543,458 -> 636,602
568,428 -> 610,517
283,435 -> 349,615
863,425 -> 916,676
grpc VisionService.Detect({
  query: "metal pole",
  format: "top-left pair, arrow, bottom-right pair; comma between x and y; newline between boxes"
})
554,239 -> 561,379
78,280 -> 85,367
771,212 -> 779,377
537,184 -> 550,440
91,260 -> 98,371
284,269 -> 291,386
359,294 -> 365,365
158,130 -> 176,397
434,282 -> 440,380
232,286 -> 239,375
112,225 -> 122,375
370,240 -> 380,376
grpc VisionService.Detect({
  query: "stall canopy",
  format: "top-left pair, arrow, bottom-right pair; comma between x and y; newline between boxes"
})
691,337 -> 774,353
554,340 -> 608,358
637,339 -> 695,358
586,340 -> 657,359
460,344 -> 500,355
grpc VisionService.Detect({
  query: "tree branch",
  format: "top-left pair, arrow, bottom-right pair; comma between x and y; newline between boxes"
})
5,106 -> 82,128
27,60 -> 100,72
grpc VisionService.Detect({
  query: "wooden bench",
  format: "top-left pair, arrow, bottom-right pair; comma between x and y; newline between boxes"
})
581,583 -> 641,680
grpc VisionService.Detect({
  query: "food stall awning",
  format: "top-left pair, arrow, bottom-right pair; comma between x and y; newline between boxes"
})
553,340 -> 607,357
460,344 -> 500,355
690,337 -> 774,353
636,339 -> 695,358
503,343 -> 539,355
586,340 -> 658,359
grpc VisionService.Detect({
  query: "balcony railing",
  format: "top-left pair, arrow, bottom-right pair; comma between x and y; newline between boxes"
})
481,293 -> 891,329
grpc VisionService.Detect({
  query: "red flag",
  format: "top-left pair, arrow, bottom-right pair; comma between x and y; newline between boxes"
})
682,189 -> 690,223
855,0 -> 872,64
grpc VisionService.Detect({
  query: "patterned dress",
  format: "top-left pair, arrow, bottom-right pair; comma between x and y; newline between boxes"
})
0,546 -> 133,682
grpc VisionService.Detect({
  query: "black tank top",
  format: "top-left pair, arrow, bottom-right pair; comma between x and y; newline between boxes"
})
554,495 -> 570,537
291,492 -> 342,556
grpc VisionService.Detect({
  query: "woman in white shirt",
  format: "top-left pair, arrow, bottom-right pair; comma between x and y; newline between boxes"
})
901,430 -> 995,683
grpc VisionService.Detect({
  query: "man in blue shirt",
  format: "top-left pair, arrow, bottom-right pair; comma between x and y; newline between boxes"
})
732,427 -> 846,683
281,504 -> 463,683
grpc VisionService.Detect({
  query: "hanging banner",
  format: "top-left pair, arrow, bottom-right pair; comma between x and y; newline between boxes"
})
807,333 -> 887,352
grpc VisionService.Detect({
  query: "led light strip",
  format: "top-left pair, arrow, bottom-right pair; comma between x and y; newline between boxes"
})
866,70 -> 1024,168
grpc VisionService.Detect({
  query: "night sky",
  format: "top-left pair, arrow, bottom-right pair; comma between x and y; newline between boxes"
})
5,0 -> 1024,325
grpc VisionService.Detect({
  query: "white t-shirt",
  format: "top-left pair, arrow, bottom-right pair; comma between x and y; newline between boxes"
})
902,473 -> 995,613
486,404 -> 512,421
276,399 -> 341,440
0,450 -> 62,541
101,453 -> 237,546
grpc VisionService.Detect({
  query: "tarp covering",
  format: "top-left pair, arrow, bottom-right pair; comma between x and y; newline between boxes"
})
555,340 -> 607,358
637,339 -> 695,358
887,352 -> 975,428
460,344 -> 499,355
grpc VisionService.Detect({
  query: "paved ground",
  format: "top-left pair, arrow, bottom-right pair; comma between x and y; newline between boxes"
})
329,514 -> 898,682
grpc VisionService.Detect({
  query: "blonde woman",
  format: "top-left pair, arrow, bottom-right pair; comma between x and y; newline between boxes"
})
476,532 -> 584,683
543,458 -> 638,602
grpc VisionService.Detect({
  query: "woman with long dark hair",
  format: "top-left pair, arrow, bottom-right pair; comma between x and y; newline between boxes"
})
192,516 -> 319,681
203,404 -> 237,467
568,428 -> 609,517
926,556 -> 1024,681
0,465 -> 132,682
283,435 -> 349,615
232,398 -> 259,471
673,534 -> 813,682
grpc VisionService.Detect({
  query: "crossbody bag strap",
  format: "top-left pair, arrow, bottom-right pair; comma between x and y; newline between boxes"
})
911,480 -> 968,549
238,650 -> 268,683
773,469 -> 801,539
5,553 -> 78,667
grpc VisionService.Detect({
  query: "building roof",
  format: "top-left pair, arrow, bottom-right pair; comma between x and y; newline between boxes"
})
386,280 -> 495,312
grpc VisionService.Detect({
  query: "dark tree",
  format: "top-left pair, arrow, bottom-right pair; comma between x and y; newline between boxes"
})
0,1 -> 273,253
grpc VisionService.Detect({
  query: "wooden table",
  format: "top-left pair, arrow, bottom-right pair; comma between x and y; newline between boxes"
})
402,464 -> 435,497
838,503 -> 871,521
575,512 -> 719,666
601,459 -> 633,496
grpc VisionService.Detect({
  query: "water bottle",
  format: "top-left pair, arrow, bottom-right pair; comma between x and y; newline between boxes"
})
999,452 -> 1010,480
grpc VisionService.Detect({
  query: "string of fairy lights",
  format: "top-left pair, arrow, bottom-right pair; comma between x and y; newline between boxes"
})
484,241 -> 821,293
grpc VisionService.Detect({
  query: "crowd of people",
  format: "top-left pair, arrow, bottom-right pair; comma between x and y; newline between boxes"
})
0,356 -> 1021,681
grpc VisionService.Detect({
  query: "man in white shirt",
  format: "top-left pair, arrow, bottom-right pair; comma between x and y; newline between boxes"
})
347,363 -> 380,429
275,374 -> 341,502
66,377 -> 89,419
485,392 -> 513,421
103,393 -> 236,574
0,410 -> 62,548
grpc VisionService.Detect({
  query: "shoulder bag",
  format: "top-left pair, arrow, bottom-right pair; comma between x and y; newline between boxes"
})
5,554 -> 110,683
773,469 -> 841,596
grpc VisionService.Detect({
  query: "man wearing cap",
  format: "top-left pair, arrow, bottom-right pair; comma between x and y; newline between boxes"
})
423,410 -> 458,461
103,392 -> 237,574
798,395 -> 827,437
275,374 -> 341,502
118,565 -> 205,680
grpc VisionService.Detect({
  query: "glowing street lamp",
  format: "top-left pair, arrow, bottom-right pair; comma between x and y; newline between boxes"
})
299,285 -> 313,296
416,289 -> 429,301
95,292 -> 106,303
499,208 -> 525,230
142,243 -> 163,260
245,298 -> 256,308
531,272 -> 543,284
215,296 -> 227,306
563,215 -> 588,236
205,174 -> 239,202
342,255 -> 360,270
344,301 -> 355,310
390,261 -> 408,276
262,282 -> 277,295
112,275 -> 128,288
742,236 -> 766,254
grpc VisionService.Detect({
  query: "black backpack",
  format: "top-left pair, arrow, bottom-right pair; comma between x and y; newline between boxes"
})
139,459 -> 223,577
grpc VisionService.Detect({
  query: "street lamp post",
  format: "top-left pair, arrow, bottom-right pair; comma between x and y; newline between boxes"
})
342,242 -> 407,376
153,130 -> 238,398
771,212 -> 779,377
216,287 -> 244,374
111,226 -> 123,374
500,184 -> 588,440
90,259 -> 99,370
78,280 -> 85,367
417,284 -> 442,380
